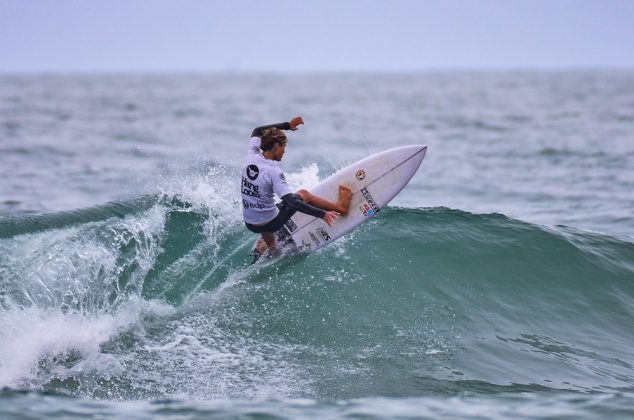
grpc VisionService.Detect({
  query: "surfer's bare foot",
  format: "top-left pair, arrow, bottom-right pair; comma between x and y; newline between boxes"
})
337,185 -> 352,215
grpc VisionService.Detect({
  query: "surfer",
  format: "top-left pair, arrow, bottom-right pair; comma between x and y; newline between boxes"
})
241,116 -> 352,255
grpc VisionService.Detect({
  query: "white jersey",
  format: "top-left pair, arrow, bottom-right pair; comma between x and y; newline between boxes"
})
241,137 -> 292,224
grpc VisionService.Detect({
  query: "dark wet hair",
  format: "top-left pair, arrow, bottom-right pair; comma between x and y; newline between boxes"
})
260,127 -> 287,151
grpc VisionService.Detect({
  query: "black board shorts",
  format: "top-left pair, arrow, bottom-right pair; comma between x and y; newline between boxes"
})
245,195 -> 301,234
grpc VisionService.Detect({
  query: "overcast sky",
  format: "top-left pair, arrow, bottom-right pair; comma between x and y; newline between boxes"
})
1,0 -> 633,73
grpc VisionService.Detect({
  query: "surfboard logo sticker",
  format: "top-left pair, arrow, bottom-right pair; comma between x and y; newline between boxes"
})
317,227 -> 331,241
356,170 -> 366,181
359,203 -> 375,217
360,187 -> 380,217
309,231 -> 321,246
285,218 -> 297,232
300,239 -> 312,251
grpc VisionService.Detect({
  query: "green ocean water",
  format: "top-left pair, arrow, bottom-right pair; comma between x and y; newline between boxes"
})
1,72 -> 633,418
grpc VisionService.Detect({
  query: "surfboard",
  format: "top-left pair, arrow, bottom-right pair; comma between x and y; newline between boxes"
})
253,145 -> 427,261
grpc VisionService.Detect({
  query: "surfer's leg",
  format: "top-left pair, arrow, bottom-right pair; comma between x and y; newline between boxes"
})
254,232 -> 276,259
255,238 -> 267,254
297,186 -> 352,215
259,232 -> 276,252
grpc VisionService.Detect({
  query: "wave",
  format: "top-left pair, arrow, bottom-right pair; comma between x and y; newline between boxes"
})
1,196 -> 633,396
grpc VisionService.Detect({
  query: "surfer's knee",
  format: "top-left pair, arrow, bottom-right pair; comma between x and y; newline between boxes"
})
296,189 -> 312,203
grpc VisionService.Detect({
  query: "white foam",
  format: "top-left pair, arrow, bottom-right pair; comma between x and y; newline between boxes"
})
0,298 -> 175,388
0,307 -> 123,387
285,163 -> 321,191
159,163 -> 321,217
159,165 -> 240,217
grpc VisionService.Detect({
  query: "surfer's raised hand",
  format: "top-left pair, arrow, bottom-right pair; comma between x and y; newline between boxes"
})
323,211 -> 340,227
289,116 -> 304,131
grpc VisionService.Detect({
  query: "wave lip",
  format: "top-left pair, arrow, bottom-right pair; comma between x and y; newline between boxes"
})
0,195 -> 158,239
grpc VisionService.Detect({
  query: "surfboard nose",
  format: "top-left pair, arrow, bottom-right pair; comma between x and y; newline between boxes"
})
406,144 -> 427,155
398,144 -> 427,169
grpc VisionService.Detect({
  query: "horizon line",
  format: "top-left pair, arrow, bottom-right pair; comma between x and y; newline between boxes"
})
2,66 -> 634,76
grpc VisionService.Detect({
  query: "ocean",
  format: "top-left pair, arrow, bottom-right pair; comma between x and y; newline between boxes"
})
1,72 -> 633,418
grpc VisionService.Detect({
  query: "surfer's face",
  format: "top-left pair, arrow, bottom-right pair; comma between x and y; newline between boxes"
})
273,141 -> 287,161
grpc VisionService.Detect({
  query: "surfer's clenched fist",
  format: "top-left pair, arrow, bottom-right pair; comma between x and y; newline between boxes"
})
289,116 -> 304,131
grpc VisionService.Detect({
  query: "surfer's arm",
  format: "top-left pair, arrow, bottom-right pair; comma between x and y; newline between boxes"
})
251,116 -> 303,137
251,122 -> 291,138
281,193 -> 327,219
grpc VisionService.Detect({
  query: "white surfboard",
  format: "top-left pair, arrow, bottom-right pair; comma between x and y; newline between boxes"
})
260,145 -> 427,258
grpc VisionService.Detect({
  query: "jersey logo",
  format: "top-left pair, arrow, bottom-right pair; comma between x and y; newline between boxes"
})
247,165 -> 259,180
